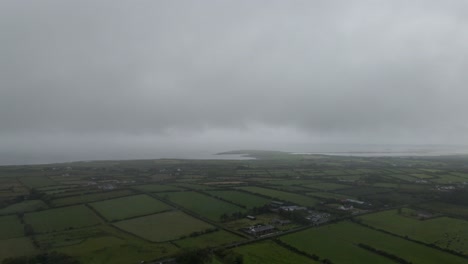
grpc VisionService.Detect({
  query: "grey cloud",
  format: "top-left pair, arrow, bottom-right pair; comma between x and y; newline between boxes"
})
1,0 -> 468,163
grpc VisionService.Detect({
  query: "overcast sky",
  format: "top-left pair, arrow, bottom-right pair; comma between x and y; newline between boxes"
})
1,0 -> 468,164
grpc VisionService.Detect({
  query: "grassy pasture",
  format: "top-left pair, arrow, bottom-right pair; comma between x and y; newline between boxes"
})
37,185 -> 79,195
207,190 -> 271,209
50,188 -> 102,199
359,209 -> 468,254
90,194 -> 171,221
388,174 -> 418,182
237,186 -> 318,207
0,215 -> 24,239
416,202 -> 468,218
132,184 -> 183,192
307,192 -> 352,200
372,183 -> 399,188
410,173 -> 434,179
19,176 -> 56,188
236,170 -> 269,177
35,226 -> 106,249
431,174 -> 468,184
174,230 -> 244,248
57,235 -> 178,264
267,179 -> 319,186
294,170 -> 324,177
50,189 -> 135,207
0,237 -> 38,262
160,191 -> 245,221
114,211 -> 213,242
323,169 -> 348,175
266,170 -> 299,177
335,186 -> 392,197
280,221 -> 467,264
451,172 -> 468,179
233,240 -> 318,264
24,205 -> 101,233
303,182 -> 350,191
176,183 -> 214,191
0,200 -> 48,215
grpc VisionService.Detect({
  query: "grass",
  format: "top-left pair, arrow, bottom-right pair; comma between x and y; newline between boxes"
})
176,183 -> 214,190
50,189 -> 135,207
207,190 -> 271,209
303,182 -> 350,191
416,202 -> 468,218
90,194 -> 171,221
159,191 -> 246,221
24,205 -> 101,233
359,209 -> 468,254
132,184 -> 183,192
280,221 -> 467,264
35,226 -> 107,249
57,236 -> 178,264
0,215 -> 24,239
19,176 -> 56,188
174,230 -> 244,248
233,240 -> 318,264
113,211 -> 213,242
237,186 -> 318,207
0,237 -> 38,262
431,174 -> 468,184
0,200 -> 48,215
307,192 -> 352,200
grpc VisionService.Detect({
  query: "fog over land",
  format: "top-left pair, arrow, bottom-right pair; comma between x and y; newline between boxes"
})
1,1 -> 468,164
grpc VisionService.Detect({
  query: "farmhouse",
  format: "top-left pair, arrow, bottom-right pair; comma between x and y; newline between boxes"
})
279,205 -> 307,212
343,199 -> 365,205
245,225 -> 275,236
271,218 -> 291,226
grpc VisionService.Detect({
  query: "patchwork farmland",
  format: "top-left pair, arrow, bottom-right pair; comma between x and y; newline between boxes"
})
1,151 -> 468,263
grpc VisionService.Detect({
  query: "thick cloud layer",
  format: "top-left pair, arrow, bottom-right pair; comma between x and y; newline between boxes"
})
1,1 -> 468,164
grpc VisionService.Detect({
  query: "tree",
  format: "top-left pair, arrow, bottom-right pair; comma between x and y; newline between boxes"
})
175,248 -> 212,264
3,252 -> 80,264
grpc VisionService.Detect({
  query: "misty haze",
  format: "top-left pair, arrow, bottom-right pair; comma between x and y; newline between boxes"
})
2,1 -> 468,264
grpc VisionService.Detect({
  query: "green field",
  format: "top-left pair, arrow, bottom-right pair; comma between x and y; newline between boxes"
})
5,153 -> 468,263
0,237 -> 38,262
132,184 -> 183,192
237,186 -> 318,207
416,202 -> 468,218
280,221 -> 467,264
90,194 -> 171,221
174,230 -> 244,248
0,199 -> 48,215
35,226 -> 107,249
307,192 -> 352,200
0,215 -> 24,239
50,189 -> 135,207
267,179 -> 319,186
19,176 -> 56,188
24,205 -> 101,233
234,240 -> 318,264
303,182 -> 350,191
207,190 -> 271,209
176,183 -> 214,190
114,211 -> 213,242
359,209 -> 468,254
54,233 -> 178,264
431,174 -> 468,184
160,191 -> 246,221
